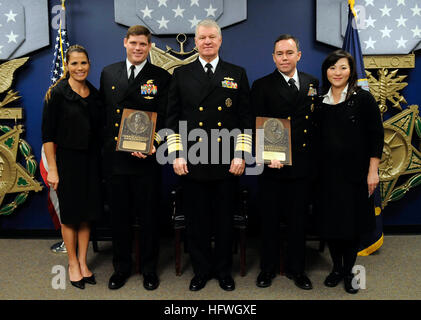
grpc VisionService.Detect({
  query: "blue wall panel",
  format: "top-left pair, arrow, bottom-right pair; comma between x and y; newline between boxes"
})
1,0 -> 420,229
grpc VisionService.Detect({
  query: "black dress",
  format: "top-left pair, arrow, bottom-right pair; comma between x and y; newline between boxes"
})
314,89 -> 384,239
42,79 -> 103,225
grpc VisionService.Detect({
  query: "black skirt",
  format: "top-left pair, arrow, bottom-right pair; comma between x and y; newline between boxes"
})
56,146 -> 102,225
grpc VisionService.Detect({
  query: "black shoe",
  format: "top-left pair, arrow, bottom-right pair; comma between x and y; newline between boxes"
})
218,276 -> 235,291
256,271 -> 276,288
108,272 -> 129,290
68,265 -> 85,289
344,274 -> 359,294
324,271 -> 343,287
143,273 -> 159,291
83,274 -> 96,285
189,275 -> 209,291
286,273 -> 313,290
70,279 -> 85,290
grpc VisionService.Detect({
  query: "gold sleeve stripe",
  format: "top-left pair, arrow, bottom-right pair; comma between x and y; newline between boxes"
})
168,143 -> 184,153
236,137 -> 252,142
235,142 -> 252,153
237,134 -> 252,141
236,137 -> 252,144
167,139 -> 183,145
154,133 -> 162,144
167,134 -> 182,141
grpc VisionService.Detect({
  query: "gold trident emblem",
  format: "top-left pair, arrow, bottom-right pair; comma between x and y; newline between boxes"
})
150,34 -> 199,74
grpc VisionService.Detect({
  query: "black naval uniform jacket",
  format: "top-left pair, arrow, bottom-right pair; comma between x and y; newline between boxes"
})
251,70 -> 319,180
166,58 -> 253,181
100,60 -> 171,176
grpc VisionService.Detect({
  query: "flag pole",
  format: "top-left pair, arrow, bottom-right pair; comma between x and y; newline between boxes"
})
59,0 -> 66,74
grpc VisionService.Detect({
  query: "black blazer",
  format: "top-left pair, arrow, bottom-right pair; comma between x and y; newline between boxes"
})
315,88 -> 384,182
42,78 -> 103,150
100,60 -> 171,175
251,70 -> 319,179
166,58 -> 253,181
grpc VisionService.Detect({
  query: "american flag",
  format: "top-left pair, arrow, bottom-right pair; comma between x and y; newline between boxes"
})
40,0 -> 70,230
344,0 -> 421,54
50,0 -> 70,85
135,0 -> 223,34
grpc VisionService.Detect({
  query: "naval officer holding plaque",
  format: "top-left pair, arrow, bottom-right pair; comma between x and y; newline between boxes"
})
100,25 -> 171,291
251,34 -> 319,290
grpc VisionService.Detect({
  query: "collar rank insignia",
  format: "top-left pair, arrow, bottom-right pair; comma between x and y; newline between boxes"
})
222,77 -> 238,89
141,80 -> 158,99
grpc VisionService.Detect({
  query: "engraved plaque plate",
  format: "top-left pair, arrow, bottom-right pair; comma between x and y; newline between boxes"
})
256,117 -> 292,165
116,108 -> 157,155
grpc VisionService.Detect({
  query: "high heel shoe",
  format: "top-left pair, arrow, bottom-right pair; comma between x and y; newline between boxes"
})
70,278 -> 85,289
83,274 -> 96,285
68,265 -> 85,290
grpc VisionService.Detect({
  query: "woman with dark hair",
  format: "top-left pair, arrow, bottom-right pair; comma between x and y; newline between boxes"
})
42,45 -> 103,289
314,49 -> 383,294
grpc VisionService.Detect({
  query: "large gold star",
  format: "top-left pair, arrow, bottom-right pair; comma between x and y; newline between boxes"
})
379,105 -> 421,207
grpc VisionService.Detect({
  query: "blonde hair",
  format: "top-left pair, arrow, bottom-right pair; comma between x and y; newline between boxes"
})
44,44 -> 89,102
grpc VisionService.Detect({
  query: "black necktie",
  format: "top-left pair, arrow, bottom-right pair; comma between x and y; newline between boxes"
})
288,78 -> 299,95
129,65 -> 136,84
205,63 -> 213,79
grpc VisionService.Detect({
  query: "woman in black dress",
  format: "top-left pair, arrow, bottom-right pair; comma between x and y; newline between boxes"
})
42,45 -> 102,289
315,50 -> 383,294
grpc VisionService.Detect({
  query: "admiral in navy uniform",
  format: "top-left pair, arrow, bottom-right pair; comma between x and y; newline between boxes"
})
251,34 -> 319,290
100,25 -> 170,291
166,19 -> 253,292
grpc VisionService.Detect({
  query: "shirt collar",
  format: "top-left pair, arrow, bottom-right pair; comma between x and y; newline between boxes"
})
198,56 -> 219,72
126,58 -> 147,78
323,84 -> 349,105
279,69 -> 299,90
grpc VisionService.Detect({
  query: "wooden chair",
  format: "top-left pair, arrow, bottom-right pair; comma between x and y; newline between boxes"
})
171,186 -> 249,277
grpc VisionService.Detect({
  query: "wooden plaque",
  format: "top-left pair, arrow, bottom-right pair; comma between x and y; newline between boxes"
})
256,117 -> 292,165
116,108 -> 157,155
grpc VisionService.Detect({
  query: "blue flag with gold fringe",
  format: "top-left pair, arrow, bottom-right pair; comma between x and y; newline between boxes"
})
342,0 -> 383,255
342,0 -> 369,91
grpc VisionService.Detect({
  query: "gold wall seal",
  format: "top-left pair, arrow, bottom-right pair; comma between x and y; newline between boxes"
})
0,57 -> 42,216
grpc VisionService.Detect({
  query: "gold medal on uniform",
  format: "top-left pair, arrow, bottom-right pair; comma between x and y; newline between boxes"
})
225,98 -> 232,107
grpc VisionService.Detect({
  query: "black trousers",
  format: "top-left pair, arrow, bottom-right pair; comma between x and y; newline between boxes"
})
327,239 -> 359,275
107,170 -> 160,275
258,175 -> 311,275
181,177 -> 237,278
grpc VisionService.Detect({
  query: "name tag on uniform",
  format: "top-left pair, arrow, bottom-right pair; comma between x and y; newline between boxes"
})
221,77 -> 238,89
141,80 -> 158,99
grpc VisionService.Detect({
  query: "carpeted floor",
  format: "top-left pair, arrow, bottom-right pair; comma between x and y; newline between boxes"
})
0,235 -> 420,300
